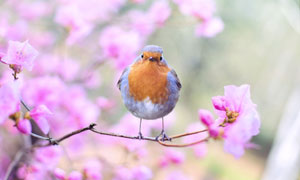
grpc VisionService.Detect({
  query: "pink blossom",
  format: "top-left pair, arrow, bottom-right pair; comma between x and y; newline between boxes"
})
113,167 -> 133,180
212,84 -> 260,158
174,0 -> 216,20
16,119 -> 32,134
54,168 -> 83,180
128,10 -> 155,36
0,81 -> 20,124
0,18 -> 28,41
55,4 -> 93,45
166,171 -> 190,180
32,54 -> 60,75
57,58 -> 80,81
83,160 -> 102,180
1,40 -> 38,71
61,86 -> 100,128
198,109 -> 214,126
17,1 -> 53,20
96,97 -> 115,111
148,1 -> 171,26
54,168 -> 66,180
132,166 -> 153,180
212,96 -> 226,111
30,105 -> 52,134
16,164 -> 42,179
68,171 -> 83,180
159,149 -> 185,167
183,123 -> 208,158
99,26 -> 143,70
195,17 -> 224,38
34,146 -> 62,169
21,76 -> 66,108
0,52 -> 5,61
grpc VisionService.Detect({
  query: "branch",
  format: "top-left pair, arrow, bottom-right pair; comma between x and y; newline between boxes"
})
32,123 -> 210,148
4,150 -> 25,180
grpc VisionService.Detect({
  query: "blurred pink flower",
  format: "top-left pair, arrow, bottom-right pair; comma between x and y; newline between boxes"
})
148,1 -> 171,27
183,122 -> 208,158
29,105 -> 52,134
54,168 -> 82,180
99,26 -> 142,70
128,1 -> 170,37
62,86 -> 100,128
34,146 -> 62,169
22,76 -> 66,108
132,166 -> 153,180
53,168 -> 66,180
17,1 -> 53,20
195,17 -> 224,38
57,58 -> 80,81
0,52 -> 5,61
128,10 -> 155,37
55,4 -> 93,45
1,40 -> 38,71
32,54 -> 60,75
16,118 -> 32,134
96,96 -> 115,111
0,18 -> 28,41
0,81 -> 20,124
113,167 -> 133,180
213,84 -> 260,158
68,171 -> 83,180
83,160 -> 102,180
198,109 -> 214,126
159,149 -> 185,167
17,164 -> 42,180
166,171 -> 190,180
174,0 -> 216,20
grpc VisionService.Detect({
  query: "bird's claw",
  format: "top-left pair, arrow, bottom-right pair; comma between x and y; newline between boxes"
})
137,132 -> 143,140
156,130 -> 171,141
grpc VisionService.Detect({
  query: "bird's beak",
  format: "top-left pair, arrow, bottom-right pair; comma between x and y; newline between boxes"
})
149,57 -> 155,62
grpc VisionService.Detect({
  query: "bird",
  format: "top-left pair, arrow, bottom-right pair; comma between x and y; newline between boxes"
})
117,45 -> 181,141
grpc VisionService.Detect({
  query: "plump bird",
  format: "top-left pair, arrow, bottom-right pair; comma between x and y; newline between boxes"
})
117,45 -> 181,140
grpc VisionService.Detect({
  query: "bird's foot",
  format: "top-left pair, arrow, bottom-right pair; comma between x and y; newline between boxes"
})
155,130 -> 171,142
137,132 -> 143,140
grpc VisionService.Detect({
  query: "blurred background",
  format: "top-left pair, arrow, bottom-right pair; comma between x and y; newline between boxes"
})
0,0 -> 300,179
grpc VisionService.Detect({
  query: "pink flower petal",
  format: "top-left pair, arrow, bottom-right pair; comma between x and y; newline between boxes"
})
16,119 -> 32,134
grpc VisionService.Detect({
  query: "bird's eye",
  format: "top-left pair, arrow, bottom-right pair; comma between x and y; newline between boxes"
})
141,54 -> 144,58
160,57 -> 162,61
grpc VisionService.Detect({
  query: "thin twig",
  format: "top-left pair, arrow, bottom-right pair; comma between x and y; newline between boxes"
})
31,123 -> 211,149
90,128 -> 157,142
20,100 -> 30,111
170,129 -> 208,139
4,150 -> 24,180
158,137 -> 209,147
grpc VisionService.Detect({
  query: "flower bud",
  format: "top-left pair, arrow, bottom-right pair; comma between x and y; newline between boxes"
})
198,109 -> 214,126
212,96 -> 226,111
16,119 -> 32,134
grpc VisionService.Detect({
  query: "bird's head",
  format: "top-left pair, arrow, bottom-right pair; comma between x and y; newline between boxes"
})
140,45 -> 164,63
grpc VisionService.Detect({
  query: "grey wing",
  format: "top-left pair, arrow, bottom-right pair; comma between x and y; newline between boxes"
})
170,69 -> 182,90
117,67 -> 129,90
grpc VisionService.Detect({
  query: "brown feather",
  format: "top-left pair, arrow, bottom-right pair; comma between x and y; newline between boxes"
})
128,60 -> 171,104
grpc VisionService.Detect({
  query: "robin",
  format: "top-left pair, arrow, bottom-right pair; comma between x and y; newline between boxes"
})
117,45 -> 181,141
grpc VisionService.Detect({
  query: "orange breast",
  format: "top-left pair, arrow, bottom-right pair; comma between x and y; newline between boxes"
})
128,60 -> 171,104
